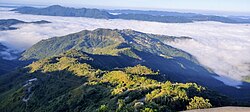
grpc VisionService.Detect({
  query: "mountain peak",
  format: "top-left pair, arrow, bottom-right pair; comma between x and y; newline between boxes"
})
47,5 -> 64,8
21,28 -> 194,65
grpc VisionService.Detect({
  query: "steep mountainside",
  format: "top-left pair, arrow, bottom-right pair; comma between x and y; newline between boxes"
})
21,28 -> 194,62
0,50 -> 230,112
20,29 -> 250,100
12,5 -> 250,24
1,28 -> 250,111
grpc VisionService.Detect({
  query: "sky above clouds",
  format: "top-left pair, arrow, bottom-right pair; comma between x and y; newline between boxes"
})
1,0 -> 250,12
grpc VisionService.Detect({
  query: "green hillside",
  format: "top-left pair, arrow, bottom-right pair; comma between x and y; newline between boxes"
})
0,50 -> 229,112
20,29 -> 250,100
21,28 -> 194,62
1,28 -> 250,112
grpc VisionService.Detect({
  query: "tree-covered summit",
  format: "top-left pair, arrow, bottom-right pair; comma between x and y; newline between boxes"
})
21,28 -> 194,62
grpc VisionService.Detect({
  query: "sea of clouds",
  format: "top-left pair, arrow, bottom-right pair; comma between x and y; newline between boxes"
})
0,8 -> 250,85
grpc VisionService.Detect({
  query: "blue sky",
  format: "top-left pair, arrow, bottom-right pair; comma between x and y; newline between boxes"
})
1,0 -> 250,12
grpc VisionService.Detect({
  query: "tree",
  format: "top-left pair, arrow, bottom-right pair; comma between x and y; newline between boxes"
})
125,65 -> 157,75
98,105 -> 108,112
186,96 -> 212,110
116,99 -> 125,112
141,108 -> 157,112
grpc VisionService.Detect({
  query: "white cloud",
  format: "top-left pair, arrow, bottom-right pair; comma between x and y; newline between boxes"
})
0,8 -> 250,83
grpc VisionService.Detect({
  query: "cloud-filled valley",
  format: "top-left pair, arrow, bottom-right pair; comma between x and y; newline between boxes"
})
0,8 -> 250,85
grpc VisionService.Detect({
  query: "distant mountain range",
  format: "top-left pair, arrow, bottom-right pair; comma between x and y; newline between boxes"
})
12,5 -> 250,24
12,5 -> 113,19
0,19 -> 50,31
107,9 -> 201,17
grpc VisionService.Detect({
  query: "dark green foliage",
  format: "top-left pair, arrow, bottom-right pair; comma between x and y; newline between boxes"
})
98,105 -> 108,112
0,52 -> 229,112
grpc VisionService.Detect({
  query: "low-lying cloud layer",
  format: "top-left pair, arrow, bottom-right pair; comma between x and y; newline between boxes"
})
0,8 -> 250,83
0,50 -> 18,60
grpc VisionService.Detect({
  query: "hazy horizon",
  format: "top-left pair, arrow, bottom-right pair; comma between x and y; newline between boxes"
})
1,1 -> 250,17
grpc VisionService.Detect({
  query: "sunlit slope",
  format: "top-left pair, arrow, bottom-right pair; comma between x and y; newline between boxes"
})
0,50 -> 229,112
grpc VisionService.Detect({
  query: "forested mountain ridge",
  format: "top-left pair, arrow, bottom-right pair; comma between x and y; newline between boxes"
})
1,28 -> 250,111
0,49 -> 230,112
0,2 -> 249,112
20,28 -> 250,101
12,5 -> 250,24
21,28 -> 194,62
